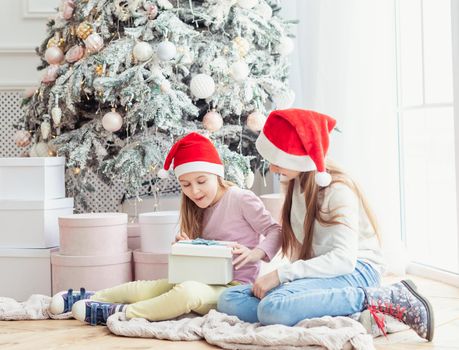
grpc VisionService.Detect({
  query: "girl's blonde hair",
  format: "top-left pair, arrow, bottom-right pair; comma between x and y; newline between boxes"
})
281,160 -> 380,260
179,176 -> 233,239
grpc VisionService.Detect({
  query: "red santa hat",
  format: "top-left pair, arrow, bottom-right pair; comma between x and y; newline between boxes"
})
255,109 -> 336,186
161,132 -> 224,178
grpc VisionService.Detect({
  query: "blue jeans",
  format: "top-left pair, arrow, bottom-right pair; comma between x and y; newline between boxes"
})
217,260 -> 381,326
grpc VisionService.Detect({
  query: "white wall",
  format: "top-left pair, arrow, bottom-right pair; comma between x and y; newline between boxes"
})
282,1 -> 402,247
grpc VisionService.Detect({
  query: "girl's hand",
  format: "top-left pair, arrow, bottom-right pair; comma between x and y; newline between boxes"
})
252,270 -> 280,299
175,232 -> 190,242
231,244 -> 266,270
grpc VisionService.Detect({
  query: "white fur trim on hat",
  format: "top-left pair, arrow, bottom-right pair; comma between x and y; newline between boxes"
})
315,171 -> 332,187
255,131 -> 317,172
174,161 -> 224,178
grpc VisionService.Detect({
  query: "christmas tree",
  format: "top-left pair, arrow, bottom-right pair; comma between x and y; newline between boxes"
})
17,0 -> 296,211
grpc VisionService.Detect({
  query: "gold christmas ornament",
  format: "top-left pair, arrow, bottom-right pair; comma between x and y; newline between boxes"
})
73,167 -> 81,175
47,36 -> 65,49
95,64 -> 104,76
76,22 -> 93,40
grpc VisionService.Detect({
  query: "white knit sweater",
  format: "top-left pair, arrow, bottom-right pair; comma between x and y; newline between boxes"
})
277,179 -> 385,283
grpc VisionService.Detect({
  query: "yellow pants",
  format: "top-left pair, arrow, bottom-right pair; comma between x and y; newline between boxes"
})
90,279 -> 229,321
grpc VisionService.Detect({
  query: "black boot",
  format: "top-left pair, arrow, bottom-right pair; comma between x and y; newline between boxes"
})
363,280 -> 434,341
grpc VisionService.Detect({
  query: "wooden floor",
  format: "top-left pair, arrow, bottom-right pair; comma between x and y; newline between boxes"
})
0,275 -> 458,349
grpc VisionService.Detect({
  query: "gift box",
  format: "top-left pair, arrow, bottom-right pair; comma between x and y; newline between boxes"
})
51,250 -> 132,293
0,157 -> 65,200
168,240 -> 233,285
139,211 -> 180,254
58,213 -> 127,256
127,223 -> 141,251
0,198 -> 74,248
133,249 -> 168,281
260,193 -> 285,222
0,247 -> 57,301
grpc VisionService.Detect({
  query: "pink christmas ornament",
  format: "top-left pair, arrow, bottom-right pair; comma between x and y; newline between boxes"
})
23,87 -> 37,98
45,46 -> 64,65
65,45 -> 84,63
246,111 -> 266,132
102,109 -> 123,132
62,0 -> 75,20
144,3 -> 158,19
203,110 -> 223,132
14,130 -> 31,148
84,33 -> 104,53
42,65 -> 59,83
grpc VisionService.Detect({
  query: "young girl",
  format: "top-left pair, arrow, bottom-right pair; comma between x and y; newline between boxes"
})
49,132 -> 281,325
218,109 -> 434,341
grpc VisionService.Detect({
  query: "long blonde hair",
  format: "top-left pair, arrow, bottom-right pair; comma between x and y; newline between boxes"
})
281,160 -> 380,260
179,177 -> 233,239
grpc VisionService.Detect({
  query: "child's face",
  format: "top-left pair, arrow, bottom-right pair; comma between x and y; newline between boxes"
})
178,172 -> 221,208
269,164 -> 301,181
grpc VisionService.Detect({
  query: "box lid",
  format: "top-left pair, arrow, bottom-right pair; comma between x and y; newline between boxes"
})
139,210 -> 180,224
170,240 -> 233,258
59,212 -> 127,227
0,157 -> 65,167
0,247 -> 58,258
133,249 -> 168,263
0,197 -> 74,210
51,250 -> 132,266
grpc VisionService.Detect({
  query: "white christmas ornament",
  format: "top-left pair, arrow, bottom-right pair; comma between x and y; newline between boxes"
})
45,46 -> 64,65
157,40 -> 176,61
41,120 -> 51,140
14,130 -> 31,148
237,0 -> 258,10
30,142 -> 51,157
246,171 -> 255,189
133,41 -> 153,62
157,0 -> 173,9
277,36 -> 294,56
84,33 -> 104,53
203,110 -> 223,132
51,106 -> 63,125
272,89 -> 295,109
157,168 -> 169,179
190,74 -> 215,99
230,60 -> 250,81
246,111 -> 266,132
102,109 -> 123,132
255,3 -> 272,20
160,80 -> 171,93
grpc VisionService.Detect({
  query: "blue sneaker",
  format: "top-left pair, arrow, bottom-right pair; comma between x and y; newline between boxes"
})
49,288 -> 95,315
72,299 -> 126,326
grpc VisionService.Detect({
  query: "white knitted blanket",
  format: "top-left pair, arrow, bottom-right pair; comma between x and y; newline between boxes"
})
106,309 -> 375,350
1,294 -> 409,349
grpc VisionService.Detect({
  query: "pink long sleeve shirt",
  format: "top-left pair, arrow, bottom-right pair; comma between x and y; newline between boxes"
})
201,186 -> 282,284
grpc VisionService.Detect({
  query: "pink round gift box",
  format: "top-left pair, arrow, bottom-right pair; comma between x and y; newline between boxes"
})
58,213 -> 128,256
260,193 -> 285,222
127,222 -> 141,251
51,250 -> 132,294
133,249 -> 168,281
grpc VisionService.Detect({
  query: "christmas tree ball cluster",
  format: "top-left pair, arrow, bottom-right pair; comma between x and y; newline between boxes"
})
19,0 -> 296,210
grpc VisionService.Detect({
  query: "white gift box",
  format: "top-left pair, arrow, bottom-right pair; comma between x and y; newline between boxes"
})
139,211 -> 180,254
0,157 -> 65,200
168,241 -> 233,285
0,247 -> 57,301
0,198 -> 74,248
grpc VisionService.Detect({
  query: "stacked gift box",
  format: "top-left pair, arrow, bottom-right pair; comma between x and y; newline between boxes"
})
0,157 -> 73,301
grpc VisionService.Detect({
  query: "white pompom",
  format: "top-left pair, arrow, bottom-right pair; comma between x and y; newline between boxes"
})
157,168 -> 169,179
246,171 -> 255,189
315,171 -> 331,187
190,74 -> 215,99
246,111 -> 266,132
